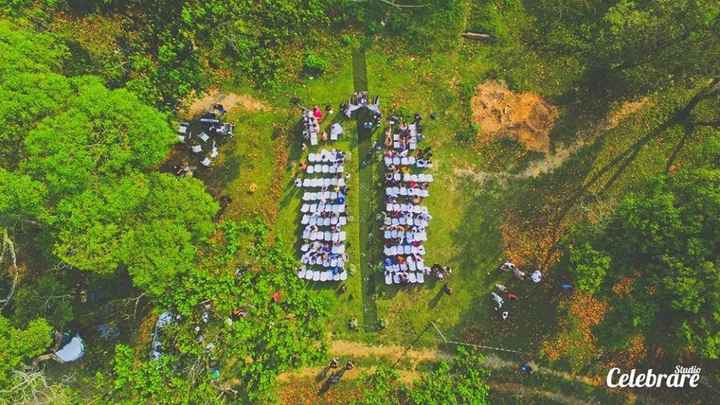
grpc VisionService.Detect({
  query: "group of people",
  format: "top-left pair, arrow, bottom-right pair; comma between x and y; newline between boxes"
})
382,114 -> 433,285
341,91 -> 380,119
319,358 -> 355,392
176,105 -> 234,169
499,261 -> 543,284
296,149 -> 350,282
490,261 -> 543,320
302,108 -> 322,146
429,263 -> 453,280
382,119 -> 433,169
302,106 -> 345,147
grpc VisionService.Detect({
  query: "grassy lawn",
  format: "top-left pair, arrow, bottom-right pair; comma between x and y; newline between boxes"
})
208,40 -> 562,351
201,33 -> 714,404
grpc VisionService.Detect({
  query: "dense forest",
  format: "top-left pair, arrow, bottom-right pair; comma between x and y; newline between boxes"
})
1,0 -> 719,403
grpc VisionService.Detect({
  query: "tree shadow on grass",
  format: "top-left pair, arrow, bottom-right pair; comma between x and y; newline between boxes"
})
449,177 -> 505,272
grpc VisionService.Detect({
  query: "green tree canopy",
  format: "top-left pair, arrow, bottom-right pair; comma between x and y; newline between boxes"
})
0,316 -> 52,389
569,168 -> 720,359
106,221 -> 328,404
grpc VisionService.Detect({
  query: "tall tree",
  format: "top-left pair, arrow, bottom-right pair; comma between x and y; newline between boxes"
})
568,169 -> 720,359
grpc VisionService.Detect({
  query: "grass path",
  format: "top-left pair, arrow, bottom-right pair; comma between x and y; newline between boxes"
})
352,46 -> 380,330
278,339 -> 611,404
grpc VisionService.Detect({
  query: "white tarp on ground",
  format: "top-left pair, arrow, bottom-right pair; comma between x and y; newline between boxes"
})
55,336 -> 84,363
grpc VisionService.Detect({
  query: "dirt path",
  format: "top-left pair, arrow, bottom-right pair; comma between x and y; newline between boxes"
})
278,365 -> 421,384
330,339 -> 447,363
483,353 -> 600,387
455,97 -> 651,184
283,340 -> 597,386
279,340 -> 601,404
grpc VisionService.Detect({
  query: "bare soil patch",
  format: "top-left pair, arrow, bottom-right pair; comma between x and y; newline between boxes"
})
471,81 -> 559,153
179,88 -> 271,119
329,339 -> 444,363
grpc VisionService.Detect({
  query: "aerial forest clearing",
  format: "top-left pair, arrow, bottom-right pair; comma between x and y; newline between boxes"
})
1,1 -> 719,404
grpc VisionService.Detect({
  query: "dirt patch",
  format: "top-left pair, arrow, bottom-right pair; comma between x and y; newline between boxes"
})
329,340 -> 445,363
278,366 -> 420,385
605,97 -> 650,130
471,81 -> 558,153
179,88 -> 271,119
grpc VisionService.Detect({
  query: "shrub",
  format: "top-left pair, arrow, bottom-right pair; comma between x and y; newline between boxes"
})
570,242 -> 610,294
303,53 -> 329,77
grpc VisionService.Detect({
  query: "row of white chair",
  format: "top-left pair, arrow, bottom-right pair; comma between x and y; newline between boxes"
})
306,164 -> 344,174
384,258 -> 426,273
384,245 -> 426,256
298,268 -> 348,282
385,203 -> 429,214
308,150 -> 345,163
383,230 -> 427,242
385,271 -> 425,285
301,215 -> 347,226
301,243 -> 345,254
301,203 -> 345,213
302,230 -> 347,242
302,191 -> 344,201
385,187 -> 430,198
303,177 -> 345,188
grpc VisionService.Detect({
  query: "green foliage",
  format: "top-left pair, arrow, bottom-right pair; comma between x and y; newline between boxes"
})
376,0 -> 467,51
12,274 -> 73,330
569,242 -> 610,294
111,344 -> 220,405
1,23 -> 218,302
106,220 -> 328,403
0,315 -> 52,389
52,174 -> 218,296
0,169 -> 47,229
569,169 -> 720,359
409,348 -> 490,404
525,0 -> 720,98
303,52 -> 330,76
354,364 -> 402,405
22,77 -> 175,195
0,19 -> 66,75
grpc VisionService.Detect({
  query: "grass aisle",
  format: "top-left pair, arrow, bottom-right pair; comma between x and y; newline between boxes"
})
352,46 -> 380,330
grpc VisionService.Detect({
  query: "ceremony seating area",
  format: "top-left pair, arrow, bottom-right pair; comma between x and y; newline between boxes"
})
382,118 -> 433,285
176,104 -> 234,168
302,109 -> 321,146
297,148 -> 350,282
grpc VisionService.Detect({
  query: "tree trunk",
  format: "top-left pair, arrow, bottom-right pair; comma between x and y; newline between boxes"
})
462,32 -> 492,41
